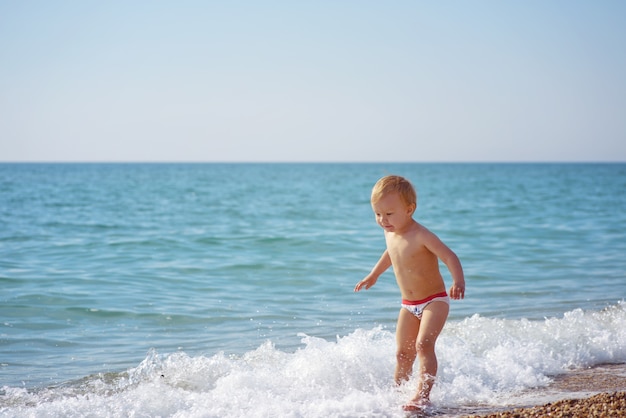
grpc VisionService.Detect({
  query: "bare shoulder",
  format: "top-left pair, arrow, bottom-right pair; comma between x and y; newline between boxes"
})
413,221 -> 437,239
414,222 -> 446,247
414,221 -> 458,261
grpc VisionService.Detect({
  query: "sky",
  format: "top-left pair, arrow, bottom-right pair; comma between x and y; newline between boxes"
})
1,1 -> 625,162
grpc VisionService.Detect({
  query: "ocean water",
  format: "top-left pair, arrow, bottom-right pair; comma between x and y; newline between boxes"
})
1,162 -> 625,417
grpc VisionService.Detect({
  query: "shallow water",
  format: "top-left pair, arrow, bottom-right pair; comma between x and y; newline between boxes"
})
1,163 -> 625,416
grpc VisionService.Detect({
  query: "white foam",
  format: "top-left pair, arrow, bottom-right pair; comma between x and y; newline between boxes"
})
435,301 -> 626,407
2,303 -> 625,417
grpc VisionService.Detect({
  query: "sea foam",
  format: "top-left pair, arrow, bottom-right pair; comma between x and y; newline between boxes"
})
2,302 -> 625,417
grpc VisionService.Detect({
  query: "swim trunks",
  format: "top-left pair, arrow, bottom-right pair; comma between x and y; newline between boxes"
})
401,291 -> 449,319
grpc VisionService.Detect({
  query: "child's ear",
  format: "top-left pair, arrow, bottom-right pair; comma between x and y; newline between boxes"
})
407,203 -> 416,215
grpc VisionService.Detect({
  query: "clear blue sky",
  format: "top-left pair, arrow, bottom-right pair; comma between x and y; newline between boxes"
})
1,1 -> 625,162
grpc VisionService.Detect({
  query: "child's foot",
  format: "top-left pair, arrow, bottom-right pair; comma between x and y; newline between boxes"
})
402,398 -> 431,412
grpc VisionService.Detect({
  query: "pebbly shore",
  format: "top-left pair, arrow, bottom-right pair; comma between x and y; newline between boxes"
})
463,363 -> 626,418
464,391 -> 625,418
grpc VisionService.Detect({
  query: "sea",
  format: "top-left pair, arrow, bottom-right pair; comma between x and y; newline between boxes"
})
1,162 -> 625,417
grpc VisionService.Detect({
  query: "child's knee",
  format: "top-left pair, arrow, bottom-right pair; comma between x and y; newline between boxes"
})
415,339 -> 436,356
396,347 -> 417,363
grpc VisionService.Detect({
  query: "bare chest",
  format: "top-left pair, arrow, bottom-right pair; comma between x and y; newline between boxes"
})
385,233 -> 438,270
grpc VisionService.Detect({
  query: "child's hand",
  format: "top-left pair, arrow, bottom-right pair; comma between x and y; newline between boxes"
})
354,275 -> 378,292
449,282 -> 465,300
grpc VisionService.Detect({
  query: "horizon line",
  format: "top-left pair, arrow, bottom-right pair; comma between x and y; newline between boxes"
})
1,160 -> 625,165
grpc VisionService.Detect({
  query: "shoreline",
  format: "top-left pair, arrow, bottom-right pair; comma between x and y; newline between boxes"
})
465,392 -> 625,418
461,363 -> 626,418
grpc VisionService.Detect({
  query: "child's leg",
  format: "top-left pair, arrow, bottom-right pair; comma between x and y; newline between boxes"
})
394,308 -> 420,384
410,301 -> 449,405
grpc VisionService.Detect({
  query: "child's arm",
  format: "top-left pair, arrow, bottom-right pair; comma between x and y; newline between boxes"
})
441,251 -> 465,300
354,250 -> 391,292
422,231 -> 466,300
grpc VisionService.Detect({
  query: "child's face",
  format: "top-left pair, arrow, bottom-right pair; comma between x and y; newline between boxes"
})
371,192 -> 415,233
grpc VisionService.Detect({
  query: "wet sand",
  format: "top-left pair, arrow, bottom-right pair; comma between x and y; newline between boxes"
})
463,363 -> 626,418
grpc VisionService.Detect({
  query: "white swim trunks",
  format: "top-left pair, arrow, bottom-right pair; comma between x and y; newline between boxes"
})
401,291 -> 449,319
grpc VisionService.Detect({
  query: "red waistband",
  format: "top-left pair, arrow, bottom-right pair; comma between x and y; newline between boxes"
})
402,291 -> 448,305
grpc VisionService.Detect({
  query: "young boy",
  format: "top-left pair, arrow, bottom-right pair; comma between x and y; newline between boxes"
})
354,175 -> 465,411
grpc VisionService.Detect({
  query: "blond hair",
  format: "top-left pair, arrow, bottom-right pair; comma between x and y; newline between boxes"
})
371,175 -> 417,208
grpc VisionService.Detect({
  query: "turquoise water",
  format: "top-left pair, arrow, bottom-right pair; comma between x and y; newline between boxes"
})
1,163 -> 625,417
